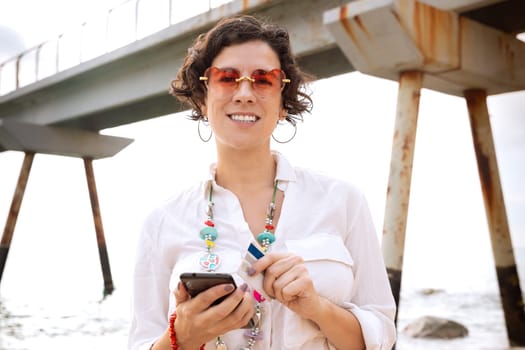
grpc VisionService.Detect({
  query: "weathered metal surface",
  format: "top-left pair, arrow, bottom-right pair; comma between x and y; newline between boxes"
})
84,158 -> 114,296
395,0 -> 460,70
324,0 -> 525,97
0,0 -> 351,132
0,119 -> 133,157
440,17 -> 525,94
464,89 -> 525,346
0,152 -> 34,282
329,2 -> 425,76
381,70 -> 423,303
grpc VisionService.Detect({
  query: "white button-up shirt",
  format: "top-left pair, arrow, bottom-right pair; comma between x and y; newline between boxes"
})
129,152 -> 396,350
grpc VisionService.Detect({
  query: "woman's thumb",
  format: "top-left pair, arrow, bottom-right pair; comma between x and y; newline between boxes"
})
175,281 -> 190,303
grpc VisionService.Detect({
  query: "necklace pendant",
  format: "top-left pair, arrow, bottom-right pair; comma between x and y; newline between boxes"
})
200,251 -> 221,271
216,336 -> 228,350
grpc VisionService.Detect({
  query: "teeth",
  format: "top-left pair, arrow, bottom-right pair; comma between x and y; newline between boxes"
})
230,114 -> 257,122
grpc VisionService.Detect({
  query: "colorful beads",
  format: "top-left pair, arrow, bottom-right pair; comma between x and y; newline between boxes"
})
257,231 -> 276,245
264,223 -> 274,230
205,239 -> 216,249
200,252 -> 221,271
253,290 -> 266,303
199,226 -> 218,241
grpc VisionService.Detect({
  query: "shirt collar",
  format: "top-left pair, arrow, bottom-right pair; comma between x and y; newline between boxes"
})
203,151 -> 296,198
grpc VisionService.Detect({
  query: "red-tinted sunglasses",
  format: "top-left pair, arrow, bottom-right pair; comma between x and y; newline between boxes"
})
199,67 -> 290,95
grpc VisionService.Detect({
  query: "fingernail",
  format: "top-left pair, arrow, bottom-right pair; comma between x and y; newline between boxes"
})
247,267 -> 256,276
224,284 -> 234,292
240,283 -> 248,292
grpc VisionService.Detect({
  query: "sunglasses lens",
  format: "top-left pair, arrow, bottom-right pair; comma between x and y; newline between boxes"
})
210,67 -> 239,87
251,69 -> 281,91
206,67 -> 286,94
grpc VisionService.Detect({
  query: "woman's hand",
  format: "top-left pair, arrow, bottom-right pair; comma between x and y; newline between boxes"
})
173,281 -> 254,349
250,252 -> 322,320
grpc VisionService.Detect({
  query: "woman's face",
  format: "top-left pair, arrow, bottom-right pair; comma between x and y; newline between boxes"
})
201,40 -> 287,152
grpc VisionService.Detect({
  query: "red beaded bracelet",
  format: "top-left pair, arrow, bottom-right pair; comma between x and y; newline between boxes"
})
169,312 -> 205,350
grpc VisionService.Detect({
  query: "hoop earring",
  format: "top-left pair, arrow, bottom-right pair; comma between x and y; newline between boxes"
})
272,120 -> 297,144
198,117 -> 213,142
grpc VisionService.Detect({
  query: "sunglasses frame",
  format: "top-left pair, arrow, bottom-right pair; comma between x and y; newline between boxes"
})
199,66 -> 291,93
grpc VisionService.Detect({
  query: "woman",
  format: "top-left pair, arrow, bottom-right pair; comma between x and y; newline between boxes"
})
129,15 -> 396,350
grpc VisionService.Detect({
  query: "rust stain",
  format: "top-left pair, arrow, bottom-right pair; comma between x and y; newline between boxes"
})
339,5 -> 366,56
401,135 -> 411,162
409,1 -> 457,66
465,90 -> 494,210
476,150 -> 493,210
354,15 -> 370,39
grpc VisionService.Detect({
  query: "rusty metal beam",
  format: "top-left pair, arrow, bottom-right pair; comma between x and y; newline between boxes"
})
83,158 -> 114,297
464,89 -> 525,346
381,70 -> 424,322
0,152 -> 34,283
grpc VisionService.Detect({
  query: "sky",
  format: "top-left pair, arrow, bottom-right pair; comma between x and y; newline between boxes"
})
0,0 -> 524,300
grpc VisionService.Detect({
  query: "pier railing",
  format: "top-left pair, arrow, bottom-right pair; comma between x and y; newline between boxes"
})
0,0 -> 232,96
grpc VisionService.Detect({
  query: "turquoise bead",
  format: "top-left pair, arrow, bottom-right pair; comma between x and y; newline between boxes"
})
257,231 -> 275,244
200,226 -> 218,241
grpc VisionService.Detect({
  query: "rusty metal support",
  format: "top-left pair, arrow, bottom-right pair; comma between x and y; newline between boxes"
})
464,89 -> 525,346
382,70 -> 424,323
83,158 -> 114,296
0,152 -> 34,283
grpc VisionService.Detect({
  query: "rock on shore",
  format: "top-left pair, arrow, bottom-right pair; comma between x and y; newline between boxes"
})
403,315 -> 469,339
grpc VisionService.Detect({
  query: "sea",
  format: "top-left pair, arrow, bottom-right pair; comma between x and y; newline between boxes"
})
1,249 -> 524,350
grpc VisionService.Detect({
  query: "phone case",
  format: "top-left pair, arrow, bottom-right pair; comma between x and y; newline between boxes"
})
179,272 -> 236,305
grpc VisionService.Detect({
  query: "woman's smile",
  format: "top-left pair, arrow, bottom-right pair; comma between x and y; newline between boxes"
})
228,114 -> 259,123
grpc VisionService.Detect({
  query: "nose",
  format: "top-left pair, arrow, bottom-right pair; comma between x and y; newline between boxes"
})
233,77 -> 256,103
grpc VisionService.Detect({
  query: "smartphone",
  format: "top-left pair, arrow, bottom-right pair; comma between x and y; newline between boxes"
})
180,272 -> 236,306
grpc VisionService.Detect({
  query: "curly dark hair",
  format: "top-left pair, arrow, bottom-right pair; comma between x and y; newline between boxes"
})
169,15 -> 313,125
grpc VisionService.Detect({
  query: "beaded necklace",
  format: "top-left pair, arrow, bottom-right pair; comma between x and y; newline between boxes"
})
199,180 -> 279,271
199,180 -> 279,349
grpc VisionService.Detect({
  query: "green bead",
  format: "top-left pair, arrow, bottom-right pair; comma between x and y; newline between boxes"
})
200,226 -> 218,241
257,231 -> 275,244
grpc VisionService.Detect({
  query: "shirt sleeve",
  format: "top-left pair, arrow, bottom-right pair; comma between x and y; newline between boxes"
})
342,189 -> 397,349
128,208 -> 172,350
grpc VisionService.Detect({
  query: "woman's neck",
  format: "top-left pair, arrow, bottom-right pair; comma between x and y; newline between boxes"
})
215,148 -> 276,193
